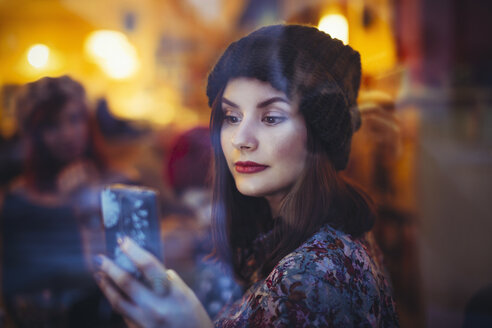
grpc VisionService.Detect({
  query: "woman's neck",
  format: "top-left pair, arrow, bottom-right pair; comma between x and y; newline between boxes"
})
264,193 -> 284,218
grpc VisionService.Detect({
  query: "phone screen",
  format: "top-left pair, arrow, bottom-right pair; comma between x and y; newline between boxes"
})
100,184 -> 162,277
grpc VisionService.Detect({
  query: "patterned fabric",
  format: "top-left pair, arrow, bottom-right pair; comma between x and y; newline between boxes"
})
194,250 -> 243,319
214,224 -> 399,327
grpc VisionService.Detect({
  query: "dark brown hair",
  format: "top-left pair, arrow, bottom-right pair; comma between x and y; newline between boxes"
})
207,25 -> 375,284
15,75 -> 107,192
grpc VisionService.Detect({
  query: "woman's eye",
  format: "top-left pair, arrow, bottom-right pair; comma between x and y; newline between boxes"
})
262,116 -> 286,125
224,115 -> 240,124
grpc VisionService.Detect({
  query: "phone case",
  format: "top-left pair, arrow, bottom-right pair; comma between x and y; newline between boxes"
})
100,184 -> 162,277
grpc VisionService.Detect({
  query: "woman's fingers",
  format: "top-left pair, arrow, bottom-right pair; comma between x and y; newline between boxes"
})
119,237 -> 171,295
364,113 -> 400,135
120,237 -> 166,271
57,161 -> 93,193
359,103 -> 397,121
94,273 -> 145,325
358,90 -> 394,110
95,250 -> 213,328
96,255 -> 157,308
359,102 -> 400,139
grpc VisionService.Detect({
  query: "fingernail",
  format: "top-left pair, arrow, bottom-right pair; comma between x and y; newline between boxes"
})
119,236 -> 130,250
93,255 -> 103,268
117,236 -> 129,247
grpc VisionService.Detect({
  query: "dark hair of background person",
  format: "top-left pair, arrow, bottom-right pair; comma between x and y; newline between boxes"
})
207,25 -> 375,284
15,75 -> 107,192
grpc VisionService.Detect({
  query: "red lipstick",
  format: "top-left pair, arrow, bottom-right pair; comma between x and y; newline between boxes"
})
235,161 -> 268,174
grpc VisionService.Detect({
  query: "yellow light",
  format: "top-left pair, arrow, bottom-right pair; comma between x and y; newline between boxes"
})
85,30 -> 139,79
27,44 -> 50,69
318,14 -> 349,45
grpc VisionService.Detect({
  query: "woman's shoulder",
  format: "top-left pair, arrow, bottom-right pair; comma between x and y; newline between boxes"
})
253,225 -> 398,326
217,225 -> 399,327
274,224 -> 365,275
263,224 -> 389,303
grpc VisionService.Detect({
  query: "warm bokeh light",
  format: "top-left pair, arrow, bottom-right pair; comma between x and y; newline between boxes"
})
318,14 -> 349,45
347,3 -> 397,76
85,30 -> 139,79
27,44 -> 50,69
107,85 -> 200,127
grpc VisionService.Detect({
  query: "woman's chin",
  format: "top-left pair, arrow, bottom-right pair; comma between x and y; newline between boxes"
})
236,184 -> 264,198
236,183 -> 278,198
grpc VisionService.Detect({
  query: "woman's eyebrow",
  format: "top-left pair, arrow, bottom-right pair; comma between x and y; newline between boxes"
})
222,96 -> 289,109
257,97 -> 289,108
221,97 -> 238,108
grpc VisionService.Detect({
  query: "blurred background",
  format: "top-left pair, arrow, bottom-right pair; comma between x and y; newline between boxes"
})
0,0 -> 491,327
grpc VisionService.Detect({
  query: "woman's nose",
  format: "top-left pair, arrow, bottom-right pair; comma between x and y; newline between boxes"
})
231,120 -> 258,151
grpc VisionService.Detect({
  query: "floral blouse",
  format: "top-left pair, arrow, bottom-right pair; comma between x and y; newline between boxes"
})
214,224 -> 399,327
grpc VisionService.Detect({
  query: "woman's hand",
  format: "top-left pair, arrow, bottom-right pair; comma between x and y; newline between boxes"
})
94,237 -> 213,328
56,160 -> 98,195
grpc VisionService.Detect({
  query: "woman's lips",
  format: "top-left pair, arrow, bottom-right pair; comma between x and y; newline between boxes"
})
235,161 -> 268,174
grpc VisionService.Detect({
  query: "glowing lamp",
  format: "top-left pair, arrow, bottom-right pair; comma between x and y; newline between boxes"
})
85,30 -> 139,79
27,44 -> 50,69
318,14 -> 349,45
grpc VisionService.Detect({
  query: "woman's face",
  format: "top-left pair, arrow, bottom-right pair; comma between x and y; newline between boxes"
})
41,100 -> 89,164
220,77 -> 308,200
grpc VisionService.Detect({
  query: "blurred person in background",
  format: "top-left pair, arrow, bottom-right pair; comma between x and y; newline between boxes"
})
160,126 -> 213,286
0,75 -> 127,327
163,126 -> 242,318
344,90 -> 424,327
94,24 -> 399,327
165,126 -> 213,229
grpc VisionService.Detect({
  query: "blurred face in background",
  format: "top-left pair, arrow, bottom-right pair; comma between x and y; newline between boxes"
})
41,100 -> 89,164
220,78 -> 308,201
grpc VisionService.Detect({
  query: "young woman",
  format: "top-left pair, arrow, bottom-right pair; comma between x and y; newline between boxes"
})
1,76 -> 126,327
94,24 -> 400,327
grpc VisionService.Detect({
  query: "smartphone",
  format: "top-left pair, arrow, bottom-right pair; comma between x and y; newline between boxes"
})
100,184 -> 162,278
